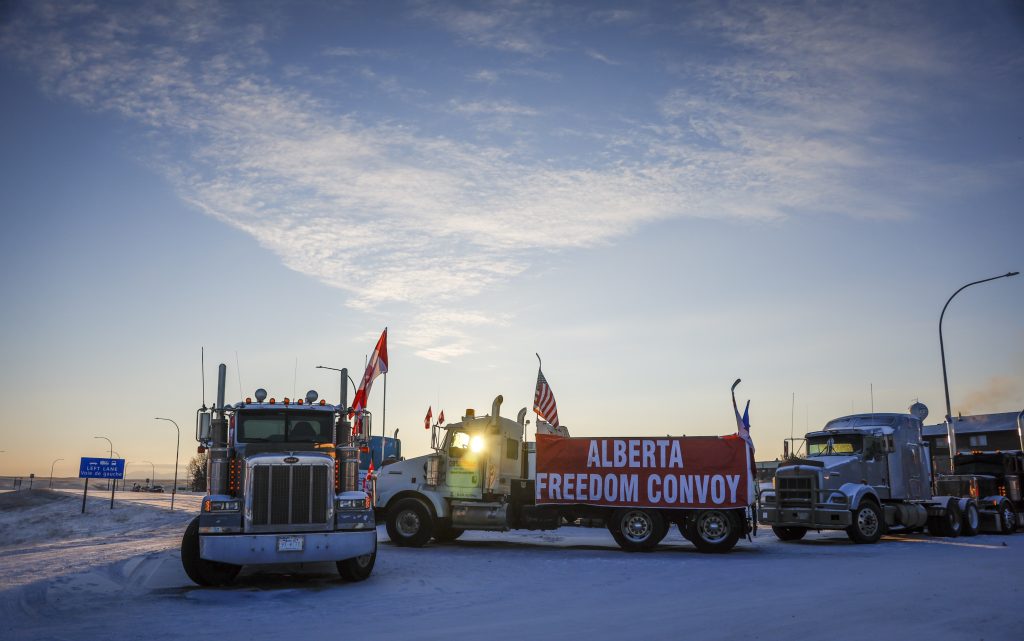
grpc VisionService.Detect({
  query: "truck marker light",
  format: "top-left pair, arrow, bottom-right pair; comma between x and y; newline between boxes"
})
246,397 -> 252,404
269,398 -> 276,404
284,397 -> 290,405
297,399 -> 303,405
320,400 -> 326,406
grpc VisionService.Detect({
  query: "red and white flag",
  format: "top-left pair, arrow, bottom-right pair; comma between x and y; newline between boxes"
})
533,359 -> 560,429
351,328 -> 389,434
424,406 -> 432,430
438,409 -> 445,425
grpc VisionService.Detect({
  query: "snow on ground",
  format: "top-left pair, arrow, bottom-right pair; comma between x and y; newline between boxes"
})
1,489 -> 1021,641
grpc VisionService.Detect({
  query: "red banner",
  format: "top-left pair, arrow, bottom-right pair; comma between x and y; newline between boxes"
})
535,434 -> 751,509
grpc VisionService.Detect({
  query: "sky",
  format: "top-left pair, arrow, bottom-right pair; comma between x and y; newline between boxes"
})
0,1 -> 1022,479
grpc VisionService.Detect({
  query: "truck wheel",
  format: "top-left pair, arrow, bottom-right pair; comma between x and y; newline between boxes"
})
927,498 -> 962,538
432,521 -> 465,543
337,538 -> 376,582
846,500 -> 883,544
997,498 -> 1017,535
608,509 -> 664,552
180,516 -> 241,587
772,526 -> 807,542
690,510 -> 741,553
960,502 -> 980,537
385,498 -> 434,547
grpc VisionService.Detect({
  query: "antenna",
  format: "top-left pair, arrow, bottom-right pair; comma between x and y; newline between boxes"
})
870,383 -> 874,413
201,347 -> 206,408
293,357 -> 298,399
235,351 -> 243,400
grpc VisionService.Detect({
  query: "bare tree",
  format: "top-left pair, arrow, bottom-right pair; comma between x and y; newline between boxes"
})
187,453 -> 208,492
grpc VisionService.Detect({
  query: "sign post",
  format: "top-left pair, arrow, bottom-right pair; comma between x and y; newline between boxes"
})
79,457 -> 125,514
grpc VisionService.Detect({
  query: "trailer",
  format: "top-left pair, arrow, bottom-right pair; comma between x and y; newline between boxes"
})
375,396 -> 755,553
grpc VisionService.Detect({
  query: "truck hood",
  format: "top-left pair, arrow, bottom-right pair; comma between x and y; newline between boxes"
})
375,454 -> 431,492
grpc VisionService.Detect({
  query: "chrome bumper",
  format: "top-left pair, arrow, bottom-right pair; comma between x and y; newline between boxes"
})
200,530 -> 376,565
759,504 -> 852,528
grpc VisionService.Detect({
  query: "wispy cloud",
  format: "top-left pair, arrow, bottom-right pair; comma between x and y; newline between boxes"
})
1,1 -> 1009,360
584,48 -> 619,66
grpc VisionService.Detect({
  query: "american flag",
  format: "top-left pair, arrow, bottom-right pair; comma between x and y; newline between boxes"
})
533,366 -> 560,429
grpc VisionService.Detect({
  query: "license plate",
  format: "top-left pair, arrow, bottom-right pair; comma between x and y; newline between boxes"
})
790,510 -> 809,521
277,536 -> 304,552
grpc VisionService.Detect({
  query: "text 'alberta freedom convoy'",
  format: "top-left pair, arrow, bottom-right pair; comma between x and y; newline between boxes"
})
535,438 -> 744,507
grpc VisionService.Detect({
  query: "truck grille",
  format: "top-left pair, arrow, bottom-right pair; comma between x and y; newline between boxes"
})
250,463 -> 330,530
778,476 -> 813,504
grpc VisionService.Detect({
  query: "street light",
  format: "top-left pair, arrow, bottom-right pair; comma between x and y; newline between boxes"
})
316,365 -> 357,406
939,271 -> 1019,472
94,436 -> 113,490
155,417 -> 181,511
142,460 -> 155,486
49,458 -> 64,489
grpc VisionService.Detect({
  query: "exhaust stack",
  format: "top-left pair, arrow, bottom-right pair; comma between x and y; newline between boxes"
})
209,363 -> 230,495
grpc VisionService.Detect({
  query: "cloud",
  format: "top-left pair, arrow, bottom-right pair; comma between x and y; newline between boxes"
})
1,1 -> 1010,360
584,48 -> 619,66
449,99 -> 540,117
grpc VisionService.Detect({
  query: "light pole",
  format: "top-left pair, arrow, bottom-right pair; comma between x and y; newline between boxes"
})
316,365 -> 357,406
939,271 -> 1019,472
155,417 -> 181,511
143,460 -> 155,486
49,458 -> 64,489
94,436 -> 113,490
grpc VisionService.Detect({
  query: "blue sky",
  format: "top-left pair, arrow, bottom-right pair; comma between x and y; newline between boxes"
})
0,1 -> 1022,478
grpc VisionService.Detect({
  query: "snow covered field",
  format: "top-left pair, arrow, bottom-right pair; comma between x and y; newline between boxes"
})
1,489 -> 1020,641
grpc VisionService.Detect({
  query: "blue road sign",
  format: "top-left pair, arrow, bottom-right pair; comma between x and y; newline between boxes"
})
79,457 -> 125,479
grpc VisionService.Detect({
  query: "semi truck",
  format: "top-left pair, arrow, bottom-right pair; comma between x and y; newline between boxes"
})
180,363 -> 377,586
758,405 -> 1018,543
375,395 -> 755,553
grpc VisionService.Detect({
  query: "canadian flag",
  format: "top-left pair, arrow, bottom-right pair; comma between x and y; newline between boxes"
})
351,328 -> 388,434
424,406 -> 433,430
438,409 -> 445,425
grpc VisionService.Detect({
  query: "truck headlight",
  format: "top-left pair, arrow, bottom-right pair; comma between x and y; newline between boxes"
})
828,493 -> 845,504
203,499 -> 241,512
337,496 -> 372,510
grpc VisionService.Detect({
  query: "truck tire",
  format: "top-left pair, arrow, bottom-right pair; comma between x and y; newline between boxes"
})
432,521 -> 465,543
336,538 -> 376,582
960,501 -> 980,537
608,509 -> 664,552
997,498 -> 1017,535
690,509 -> 741,553
846,500 -> 883,544
772,526 -> 807,542
385,498 -> 434,547
927,498 -> 962,538
181,516 -> 241,587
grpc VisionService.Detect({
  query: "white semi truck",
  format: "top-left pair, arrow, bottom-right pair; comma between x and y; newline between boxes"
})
758,406 -> 1014,543
180,363 -> 377,586
375,396 -> 755,553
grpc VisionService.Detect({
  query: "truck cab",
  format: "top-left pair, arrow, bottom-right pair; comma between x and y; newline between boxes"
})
759,412 -> 962,543
180,364 -> 377,586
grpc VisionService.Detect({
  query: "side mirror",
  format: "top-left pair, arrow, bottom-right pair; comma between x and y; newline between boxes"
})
198,413 -> 212,441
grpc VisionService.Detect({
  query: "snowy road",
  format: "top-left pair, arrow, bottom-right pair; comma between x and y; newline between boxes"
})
2,490 -> 1021,641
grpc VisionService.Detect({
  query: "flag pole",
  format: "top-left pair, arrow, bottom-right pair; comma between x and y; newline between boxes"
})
381,371 -> 387,468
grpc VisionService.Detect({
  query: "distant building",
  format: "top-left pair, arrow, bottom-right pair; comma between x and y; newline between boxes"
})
923,412 -> 1023,474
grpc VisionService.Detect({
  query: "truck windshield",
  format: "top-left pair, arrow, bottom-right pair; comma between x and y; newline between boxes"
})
236,412 -> 333,444
808,435 -> 862,456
